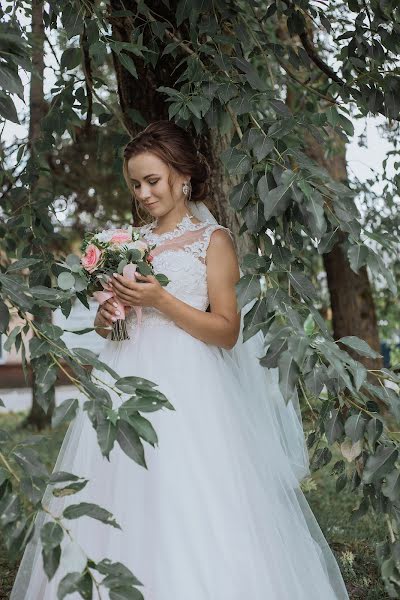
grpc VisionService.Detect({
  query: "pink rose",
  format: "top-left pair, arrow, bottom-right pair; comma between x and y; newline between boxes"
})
110,230 -> 132,244
148,254 -> 154,263
81,244 -> 102,273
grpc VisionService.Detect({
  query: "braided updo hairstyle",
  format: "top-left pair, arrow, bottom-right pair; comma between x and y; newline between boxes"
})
123,121 -> 210,221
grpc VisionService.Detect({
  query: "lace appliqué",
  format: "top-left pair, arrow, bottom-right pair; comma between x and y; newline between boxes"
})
125,216 -> 232,333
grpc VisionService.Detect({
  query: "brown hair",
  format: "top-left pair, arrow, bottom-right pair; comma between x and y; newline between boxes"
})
123,121 -> 210,211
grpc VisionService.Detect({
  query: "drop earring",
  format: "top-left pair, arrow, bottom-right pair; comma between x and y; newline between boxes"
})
182,181 -> 192,206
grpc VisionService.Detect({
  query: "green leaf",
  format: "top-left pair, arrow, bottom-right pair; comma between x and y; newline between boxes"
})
121,412 -> 158,446
63,502 -> 121,529
0,93 -> 19,123
229,181 -> 253,210
52,398 -> 79,428
73,348 -> 120,380
288,271 -> 317,299
0,467 -> 9,487
362,446 -> 398,484
42,545 -> 61,581
57,272 -> 76,290
347,245 -> 368,273
97,418 -> 117,459
7,257 -> 42,272
344,413 -> 367,443
278,350 -> 300,402
12,447 -> 49,478
53,479 -> 88,497
117,421 -> 147,468
235,274 -> 260,310
0,64 -> 23,95
40,522 -> 64,550
339,336 -> 381,359
118,53 -> 138,78
0,300 -> 10,334
261,182 -> 293,222
220,148 -> 252,176
382,469 -> 400,502
115,376 -> 156,395
109,586 -> 144,600
95,559 -> 142,586
29,337 -> 52,359
318,229 -> 340,254
324,408 -> 344,444
367,418 -> 383,446
58,571 -> 92,600
60,47 -> 81,70
303,314 -> 315,336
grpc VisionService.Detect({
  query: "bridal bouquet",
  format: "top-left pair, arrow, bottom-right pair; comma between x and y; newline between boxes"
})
57,226 -> 169,341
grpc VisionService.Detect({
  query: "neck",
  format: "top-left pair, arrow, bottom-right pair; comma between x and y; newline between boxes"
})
153,207 -> 192,234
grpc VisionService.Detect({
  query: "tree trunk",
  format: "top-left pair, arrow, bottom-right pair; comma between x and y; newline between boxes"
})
24,0 -> 55,430
109,0 -> 256,262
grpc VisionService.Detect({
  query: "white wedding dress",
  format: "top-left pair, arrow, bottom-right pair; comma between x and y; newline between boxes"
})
11,212 -> 349,599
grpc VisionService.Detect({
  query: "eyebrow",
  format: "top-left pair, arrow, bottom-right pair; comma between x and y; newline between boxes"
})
130,174 -> 160,182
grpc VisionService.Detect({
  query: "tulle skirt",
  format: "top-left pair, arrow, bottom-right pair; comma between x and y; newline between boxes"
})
11,322 -> 349,599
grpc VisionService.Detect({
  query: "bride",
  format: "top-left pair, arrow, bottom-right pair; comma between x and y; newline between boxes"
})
11,120 -> 349,599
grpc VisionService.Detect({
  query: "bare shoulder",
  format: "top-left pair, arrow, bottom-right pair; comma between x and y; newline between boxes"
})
207,227 -> 236,253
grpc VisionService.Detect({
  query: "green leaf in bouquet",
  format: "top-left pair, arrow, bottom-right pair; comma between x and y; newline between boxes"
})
126,249 -> 142,262
57,271 -> 76,290
137,261 -> 152,275
66,254 -> 81,267
155,273 -> 170,286
73,274 -> 88,292
118,259 -> 128,274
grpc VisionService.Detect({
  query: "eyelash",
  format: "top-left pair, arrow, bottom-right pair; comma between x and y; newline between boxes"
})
133,180 -> 159,189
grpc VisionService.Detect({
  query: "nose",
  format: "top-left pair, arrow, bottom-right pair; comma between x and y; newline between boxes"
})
135,184 -> 152,201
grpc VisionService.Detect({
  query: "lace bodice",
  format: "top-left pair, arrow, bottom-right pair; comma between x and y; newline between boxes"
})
126,214 -> 232,332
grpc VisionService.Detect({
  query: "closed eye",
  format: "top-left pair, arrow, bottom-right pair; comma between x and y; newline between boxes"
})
132,180 -> 159,188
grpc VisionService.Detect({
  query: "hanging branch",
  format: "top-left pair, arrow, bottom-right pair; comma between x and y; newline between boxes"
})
80,21 -> 93,133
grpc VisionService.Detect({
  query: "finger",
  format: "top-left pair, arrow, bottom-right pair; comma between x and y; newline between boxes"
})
102,308 -> 117,323
112,273 -> 138,289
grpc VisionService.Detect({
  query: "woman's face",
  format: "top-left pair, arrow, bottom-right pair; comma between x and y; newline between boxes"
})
127,152 -> 188,218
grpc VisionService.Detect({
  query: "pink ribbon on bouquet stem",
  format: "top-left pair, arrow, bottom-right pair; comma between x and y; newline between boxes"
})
93,264 -> 142,335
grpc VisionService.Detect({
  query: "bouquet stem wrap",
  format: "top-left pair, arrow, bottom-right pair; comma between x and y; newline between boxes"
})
93,264 -> 142,342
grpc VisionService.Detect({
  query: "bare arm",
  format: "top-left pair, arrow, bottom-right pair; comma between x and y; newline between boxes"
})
155,229 -> 241,350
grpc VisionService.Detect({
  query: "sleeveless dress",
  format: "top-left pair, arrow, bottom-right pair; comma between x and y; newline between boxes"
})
10,214 -> 349,599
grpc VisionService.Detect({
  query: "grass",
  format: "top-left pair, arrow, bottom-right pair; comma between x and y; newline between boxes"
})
0,412 -> 389,599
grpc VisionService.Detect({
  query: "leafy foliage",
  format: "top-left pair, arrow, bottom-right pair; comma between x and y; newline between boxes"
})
1,0 -> 400,596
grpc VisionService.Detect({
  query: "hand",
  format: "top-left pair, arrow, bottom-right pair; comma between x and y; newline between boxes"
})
96,298 -> 125,327
109,272 -> 165,309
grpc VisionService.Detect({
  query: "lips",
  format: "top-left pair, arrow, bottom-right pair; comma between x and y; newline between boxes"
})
146,202 -> 158,207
